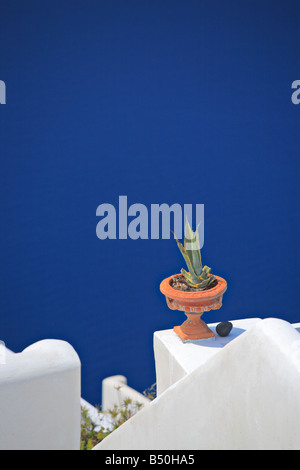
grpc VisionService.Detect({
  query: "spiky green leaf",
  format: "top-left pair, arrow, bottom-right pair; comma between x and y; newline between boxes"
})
184,220 -> 202,276
175,237 -> 198,279
181,268 -> 199,284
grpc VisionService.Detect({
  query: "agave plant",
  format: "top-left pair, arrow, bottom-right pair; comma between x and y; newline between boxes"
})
174,220 -> 216,290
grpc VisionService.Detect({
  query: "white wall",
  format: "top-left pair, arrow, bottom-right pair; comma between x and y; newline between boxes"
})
94,318 -> 300,450
102,375 -> 150,411
0,340 -> 81,450
154,318 -> 261,395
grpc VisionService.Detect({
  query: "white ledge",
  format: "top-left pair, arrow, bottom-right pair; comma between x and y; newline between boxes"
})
95,318 -> 300,450
154,318 -> 262,395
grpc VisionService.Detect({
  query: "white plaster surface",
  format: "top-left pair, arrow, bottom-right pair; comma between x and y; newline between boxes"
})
94,318 -> 300,450
154,318 -> 261,395
0,340 -> 81,450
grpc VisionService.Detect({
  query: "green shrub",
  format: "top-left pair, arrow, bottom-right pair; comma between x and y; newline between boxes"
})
81,399 -> 142,450
81,383 -> 157,450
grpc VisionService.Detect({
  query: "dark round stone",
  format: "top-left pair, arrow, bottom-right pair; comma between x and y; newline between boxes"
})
216,321 -> 233,337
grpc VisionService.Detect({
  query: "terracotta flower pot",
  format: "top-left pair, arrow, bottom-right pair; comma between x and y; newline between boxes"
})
160,274 -> 227,342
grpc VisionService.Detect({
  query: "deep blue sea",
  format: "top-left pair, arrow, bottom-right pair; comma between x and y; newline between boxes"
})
0,0 -> 299,405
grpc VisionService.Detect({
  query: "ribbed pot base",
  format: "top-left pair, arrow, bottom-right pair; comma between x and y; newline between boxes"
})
174,313 -> 215,342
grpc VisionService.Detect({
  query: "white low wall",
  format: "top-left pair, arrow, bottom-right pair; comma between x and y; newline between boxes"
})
154,318 -> 261,395
94,318 -> 300,450
102,375 -> 150,411
0,340 -> 81,450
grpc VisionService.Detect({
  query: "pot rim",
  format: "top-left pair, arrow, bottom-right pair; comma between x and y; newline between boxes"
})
160,273 -> 227,302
